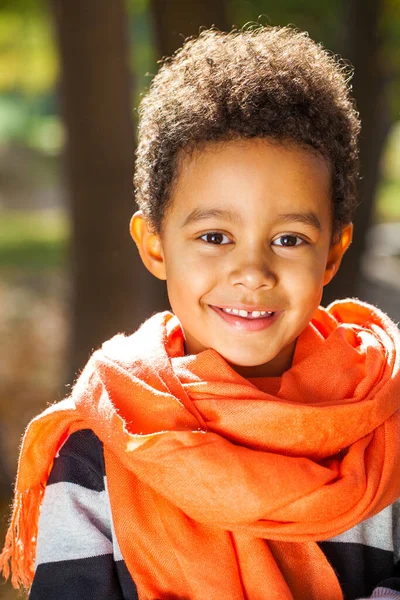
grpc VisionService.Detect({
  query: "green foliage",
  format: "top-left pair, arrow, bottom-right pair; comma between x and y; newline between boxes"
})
0,210 -> 68,269
229,0 -> 344,50
0,2 -> 58,94
0,0 -> 59,148
0,94 -> 63,152
0,0 -> 45,13
0,0 -> 156,145
128,0 -> 157,106
127,0 -> 150,16
381,0 -> 400,118
376,178 -> 400,222
376,121 -> 400,222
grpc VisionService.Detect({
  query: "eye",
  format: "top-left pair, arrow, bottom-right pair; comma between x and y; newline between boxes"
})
199,232 -> 231,245
272,234 -> 305,247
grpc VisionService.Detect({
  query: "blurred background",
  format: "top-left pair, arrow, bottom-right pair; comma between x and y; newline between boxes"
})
0,0 -> 399,597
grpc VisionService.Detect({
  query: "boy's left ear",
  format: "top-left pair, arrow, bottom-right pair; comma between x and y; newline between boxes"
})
323,223 -> 353,285
129,211 -> 167,280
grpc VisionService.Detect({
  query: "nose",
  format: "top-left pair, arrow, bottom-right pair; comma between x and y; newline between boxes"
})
228,255 -> 277,291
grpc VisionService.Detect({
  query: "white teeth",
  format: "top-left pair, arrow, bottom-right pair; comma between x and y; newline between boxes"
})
221,308 -> 274,318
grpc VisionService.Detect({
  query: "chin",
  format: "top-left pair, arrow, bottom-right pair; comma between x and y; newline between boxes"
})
224,354 -> 270,368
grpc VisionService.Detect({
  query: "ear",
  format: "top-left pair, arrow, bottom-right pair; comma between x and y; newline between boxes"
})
323,223 -> 353,286
129,211 -> 167,280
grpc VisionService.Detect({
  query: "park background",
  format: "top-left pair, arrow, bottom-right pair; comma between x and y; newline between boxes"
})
0,0 -> 399,597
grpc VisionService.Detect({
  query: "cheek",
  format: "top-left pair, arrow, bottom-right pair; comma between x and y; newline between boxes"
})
170,250 -> 217,285
165,253 -> 216,308
285,259 -> 327,299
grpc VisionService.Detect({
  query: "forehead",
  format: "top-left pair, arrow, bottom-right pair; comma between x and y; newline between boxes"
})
166,138 -> 332,226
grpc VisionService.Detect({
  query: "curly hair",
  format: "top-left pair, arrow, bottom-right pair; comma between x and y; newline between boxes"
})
134,26 -> 360,240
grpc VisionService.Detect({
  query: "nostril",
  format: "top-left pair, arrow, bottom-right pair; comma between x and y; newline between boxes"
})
228,259 -> 276,281
230,268 -> 277,290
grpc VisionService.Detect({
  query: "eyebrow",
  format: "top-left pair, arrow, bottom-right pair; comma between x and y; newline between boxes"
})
273,212 -> 322,231
181,208 -> 242,228
182,207 -> 322,231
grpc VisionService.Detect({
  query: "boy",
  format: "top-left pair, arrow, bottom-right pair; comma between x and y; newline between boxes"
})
2,26 -> 400,600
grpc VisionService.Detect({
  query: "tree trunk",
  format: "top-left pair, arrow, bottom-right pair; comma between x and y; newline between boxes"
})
50,0 -> 168,381
150,0 -> 230,58
323,0 -> 392,304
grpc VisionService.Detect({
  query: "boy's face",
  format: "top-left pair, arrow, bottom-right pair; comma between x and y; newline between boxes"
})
132,139 -> 352,377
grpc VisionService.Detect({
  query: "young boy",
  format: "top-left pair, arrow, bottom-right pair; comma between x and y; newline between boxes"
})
2,26 -> 400,600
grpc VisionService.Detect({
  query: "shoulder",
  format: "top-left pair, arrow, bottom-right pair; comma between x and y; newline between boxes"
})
35,428 -> 113,570
32,428 -> 139,599
48,428 -> 105,491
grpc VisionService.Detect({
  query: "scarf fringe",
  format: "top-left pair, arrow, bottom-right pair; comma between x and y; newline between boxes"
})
0,485 -> 44,590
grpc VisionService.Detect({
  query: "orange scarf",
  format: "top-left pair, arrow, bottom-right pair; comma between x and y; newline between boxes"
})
2,299 -> 400,599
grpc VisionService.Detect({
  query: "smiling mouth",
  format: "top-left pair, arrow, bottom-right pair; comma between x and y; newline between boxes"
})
220,307 -> 274,319
210,305 -> 279,331
210,305 -> 277,321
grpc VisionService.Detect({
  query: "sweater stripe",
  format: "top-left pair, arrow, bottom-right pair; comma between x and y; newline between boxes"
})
30,555 -> 137,600
35,481 -> 113,565
327,504 -> 399,555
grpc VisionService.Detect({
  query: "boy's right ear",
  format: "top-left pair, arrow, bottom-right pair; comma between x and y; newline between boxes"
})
129,211 -> 167,280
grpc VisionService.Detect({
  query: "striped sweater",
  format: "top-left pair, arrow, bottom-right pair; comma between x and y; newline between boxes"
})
29,429 -> 400,600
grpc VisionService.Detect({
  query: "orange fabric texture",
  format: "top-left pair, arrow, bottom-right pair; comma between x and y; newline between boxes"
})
1,299 -> 400,599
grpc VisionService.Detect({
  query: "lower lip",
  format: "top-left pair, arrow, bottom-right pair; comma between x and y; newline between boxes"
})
210,306 -> 280,331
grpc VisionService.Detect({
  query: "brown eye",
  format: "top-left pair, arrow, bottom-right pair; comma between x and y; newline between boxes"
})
200,232 -> 230,244
273,235 -> 303,247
